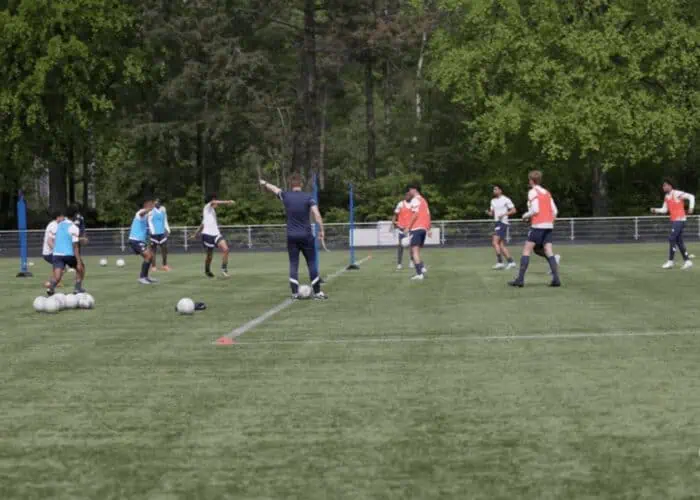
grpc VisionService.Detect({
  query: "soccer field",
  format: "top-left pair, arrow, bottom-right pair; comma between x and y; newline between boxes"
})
1,245 -> 699,499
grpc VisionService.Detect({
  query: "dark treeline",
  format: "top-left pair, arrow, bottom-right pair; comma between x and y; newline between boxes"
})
0,0 -> 698,228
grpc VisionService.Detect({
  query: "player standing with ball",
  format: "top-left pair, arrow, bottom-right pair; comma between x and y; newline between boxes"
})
47,205 -> 86,295
260,173 -> 328,300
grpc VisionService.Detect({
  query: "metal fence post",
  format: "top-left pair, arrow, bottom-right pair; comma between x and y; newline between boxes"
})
183,227 -> 189,252
247,226 -> 253,249
506,224 -> 511,244
634,217 -> 639,240
569,219 -> 575,241
120,228 -> 125,252
440,221 -> 446,246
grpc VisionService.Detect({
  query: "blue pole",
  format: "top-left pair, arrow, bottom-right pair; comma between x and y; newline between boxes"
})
347,183 -> 360,270
16,191 -> 32,277
312,173 -> 320,273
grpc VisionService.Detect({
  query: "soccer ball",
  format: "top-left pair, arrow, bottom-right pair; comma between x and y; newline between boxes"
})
44,297 -> 60,313
116,259 -> 125,268
298,285 -> 313,299
176,298 -> 195,315
53,293 -> 67,310
33,296 -> 47,312
400,236 -> 411,248
78,294 -> 94,310
64,294 -> 79,309
100,258 -> 108,267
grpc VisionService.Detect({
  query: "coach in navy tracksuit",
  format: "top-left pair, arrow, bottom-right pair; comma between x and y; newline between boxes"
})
260,173 -> 328,300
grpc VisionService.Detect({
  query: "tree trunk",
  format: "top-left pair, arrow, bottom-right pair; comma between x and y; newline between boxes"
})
68,143 -> 76,204
383,59 -> 392,137
82,147 -> 90,209
365,50 -> 377,179
49,160 -> 67,213
319,84 -> 328,190
415,29 -> 428,123
196,124 -> 206,195
292,0 -> 319,183
591,155 -> 609,216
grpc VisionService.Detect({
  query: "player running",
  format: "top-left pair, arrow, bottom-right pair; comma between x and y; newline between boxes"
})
128,199 -> 158,285
46,205 -> 85,295
392,191 -> 414,270
406,184 -> 431,281
509,170 -> 561,288
260,174 -> 328,300
487,184 -> 517,270
148,199 -> 172,271
192,194 -> 234,278
651,179 -> 695,270
42,210 -> 64,287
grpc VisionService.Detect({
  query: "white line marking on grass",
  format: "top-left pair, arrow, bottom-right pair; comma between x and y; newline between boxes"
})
233,329 -> 700,346
216,256 -> 371,343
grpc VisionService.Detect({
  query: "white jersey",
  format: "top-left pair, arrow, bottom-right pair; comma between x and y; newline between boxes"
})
202,202 -> 220,236
490,196 -> 515,224
42,220 -> 58,255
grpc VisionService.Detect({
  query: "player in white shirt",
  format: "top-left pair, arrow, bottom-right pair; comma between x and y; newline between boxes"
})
192,193 -> 235,278
486,185 -> 517,270
42,210 -> 64,287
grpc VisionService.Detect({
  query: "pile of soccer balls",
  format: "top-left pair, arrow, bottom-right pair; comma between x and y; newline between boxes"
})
33,293 -> 95,313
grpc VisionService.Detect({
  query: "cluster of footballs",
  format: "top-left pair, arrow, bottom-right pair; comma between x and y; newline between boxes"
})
33,293 -> 95,313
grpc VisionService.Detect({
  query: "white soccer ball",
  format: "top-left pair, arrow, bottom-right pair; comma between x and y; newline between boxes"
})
298,285 -> 313,299
33,296 -> 47,312
400,236 -> 411,248
28,261 -> 35,267
44,297 -> 60,314
99,258 -> 108,267
177,298 -> 195,315
53,293 -> 67,310
64,294 -> 79,309
116,258 -> 125,268
79,294 -> 95,310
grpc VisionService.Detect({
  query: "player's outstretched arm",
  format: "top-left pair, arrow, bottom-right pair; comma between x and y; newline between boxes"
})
212,199 -> 235,207
651,201 -> 668,214
681,192 -> 695,214
191,223 -> 203,239
259,179 -> 282,196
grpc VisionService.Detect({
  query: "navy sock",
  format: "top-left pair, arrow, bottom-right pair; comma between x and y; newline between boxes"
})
547,256 -> 559,280
415,262 -> 424,275
496,254 -> 503,264
397,246 -> 404,265
678,239 -> 689,261
517,256 -> 530,282
311,277 -> 321,294
141,260 -> 150,278
507,256 -> 514,263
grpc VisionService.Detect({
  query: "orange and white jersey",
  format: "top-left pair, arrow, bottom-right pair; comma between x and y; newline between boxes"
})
656,190 -> 695,221
409,194 -> 432,231
527,185 -> 558,229
394,200 -> 413,229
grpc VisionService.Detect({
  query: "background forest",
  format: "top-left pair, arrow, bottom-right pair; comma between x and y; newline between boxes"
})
0,0 -> 698,228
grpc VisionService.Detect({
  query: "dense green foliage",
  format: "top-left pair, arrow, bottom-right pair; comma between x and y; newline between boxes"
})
0,0 -> 698,227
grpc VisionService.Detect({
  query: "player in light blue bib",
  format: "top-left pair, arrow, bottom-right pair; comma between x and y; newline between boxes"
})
128,198 -> 157,285
148,200 -> 171,271
47,205 -> 86,295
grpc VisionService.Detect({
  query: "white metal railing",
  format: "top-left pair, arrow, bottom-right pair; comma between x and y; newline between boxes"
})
0,216 -> 698,257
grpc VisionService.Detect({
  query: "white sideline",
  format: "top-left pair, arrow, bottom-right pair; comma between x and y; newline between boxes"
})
234,329 -> 700,346
216,256 -> 371,343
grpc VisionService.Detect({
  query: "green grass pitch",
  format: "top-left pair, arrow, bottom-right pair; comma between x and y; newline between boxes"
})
1,244 -> 699,499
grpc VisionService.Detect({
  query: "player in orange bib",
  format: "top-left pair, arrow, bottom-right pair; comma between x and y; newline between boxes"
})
509,170 -> 561,287
650,179 -> 695,270
406,184 -> 431,281
392,190 -> 414,270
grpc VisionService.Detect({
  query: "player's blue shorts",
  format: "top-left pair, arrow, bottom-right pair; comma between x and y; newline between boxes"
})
129,239 -> 148,255
202,234 -> 224,249
43,254 -> 53,265
410,229 -> 427,247
53,255 -> 78,270
670,221 -> 685,239
527,228 -> 553,246
150,233 -> 168,245
494,223 -> 508,240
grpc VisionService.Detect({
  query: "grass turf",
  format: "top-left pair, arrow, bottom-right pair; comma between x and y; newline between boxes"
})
1,244 -> 699,499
